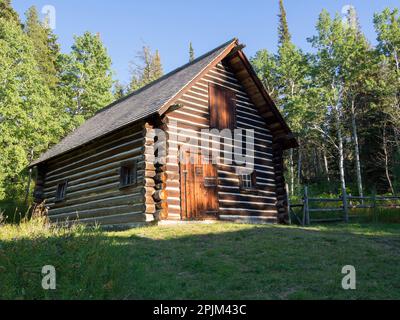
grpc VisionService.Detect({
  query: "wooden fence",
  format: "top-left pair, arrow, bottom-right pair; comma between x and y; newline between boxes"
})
287,186 -> 400,226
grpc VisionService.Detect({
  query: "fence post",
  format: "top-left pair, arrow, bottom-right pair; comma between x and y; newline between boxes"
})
302,187 -> 306,226
372,192 -> 377,222
343,188 -> 349,223
303,186 -> 310,226
286,183 -> 292,225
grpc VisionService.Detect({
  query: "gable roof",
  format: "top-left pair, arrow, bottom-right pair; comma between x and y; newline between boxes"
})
31,38 -> 296,167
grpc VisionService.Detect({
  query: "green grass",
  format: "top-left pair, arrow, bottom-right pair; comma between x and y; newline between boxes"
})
1,219 -> 400,300
0,199 -> 30,224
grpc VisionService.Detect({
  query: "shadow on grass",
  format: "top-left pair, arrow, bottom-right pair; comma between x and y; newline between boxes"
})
0,223 -> 399,300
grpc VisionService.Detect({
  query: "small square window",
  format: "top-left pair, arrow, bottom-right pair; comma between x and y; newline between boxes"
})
120,161 -> 138,188
239,171 -> 257,190
55,181 -> 68,202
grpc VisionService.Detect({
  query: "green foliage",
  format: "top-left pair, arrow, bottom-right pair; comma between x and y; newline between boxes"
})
113,80 -> 127,100
253,4 -> 400,197
59,32 -> 114,125
129,46 -> 164,92
0,17 -> 63,200
278,0 -> 291,44
250,49 -> 278,100
0,0 -> 19,24
24,6 -> 60,90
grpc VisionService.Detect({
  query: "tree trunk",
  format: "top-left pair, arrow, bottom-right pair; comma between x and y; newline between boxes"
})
336,111 -> 349,222
323,147 -> 330,182
24,149 -> 34,206
289,149 -> 294,195
383,123 -> 395,195
297,147 -> 302,186
351,99 -> 364,198
24,168 -> 33,206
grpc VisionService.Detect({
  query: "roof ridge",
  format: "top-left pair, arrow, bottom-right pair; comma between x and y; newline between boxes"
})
96,38 -> 238,116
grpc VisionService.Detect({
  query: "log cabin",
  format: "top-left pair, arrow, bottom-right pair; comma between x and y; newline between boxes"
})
30,39 -> 298,228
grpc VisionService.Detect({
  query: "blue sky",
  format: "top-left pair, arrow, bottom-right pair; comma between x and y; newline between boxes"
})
13,0 -> 399,85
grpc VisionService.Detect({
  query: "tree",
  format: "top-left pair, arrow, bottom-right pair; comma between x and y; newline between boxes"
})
275,0 -> 311,194
189,42 -> 195,62
251,0 -> 312,195
59,32 -> 114,126
129,46 -> 164,92
251,50 -> 278,100
341,7 -> 372,198
151,49 -> 163,81
278,0 -> 291,44
309,11 -> 349,198
374,8 -> 400,193
0,0 -> 19,24
113,80 -> 127,100
0,17 -> 62,199
24,6 -> 60,89
374,8 -> 400,134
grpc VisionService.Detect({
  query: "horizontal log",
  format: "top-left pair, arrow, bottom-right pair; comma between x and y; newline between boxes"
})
46,138 -> 145,180
146,196 -> 155,205
46,176 -> 145,203
49,193 -> 145,216
146,214 -> 155,222
46,123 -> 145,169
145,178 -> 156,188
220,201 -> 277,211
48,187 -> 144,209
49,203 -> 145,221
157,209 -> 168,220
45,145 -> 144,180
144,187 -> 156,196
308,208 -> 343,212
218,209 -> 277,218
153,190 -> 168,202
45,154 -> 144,186
145,204 -> 156,214
71,212 -> 147,226
219,193 -> 276,204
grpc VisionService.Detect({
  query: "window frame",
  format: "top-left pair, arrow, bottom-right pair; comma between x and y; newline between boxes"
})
239,171 -> 257,191
55,180 -> 68,203
119,160 -> 138,189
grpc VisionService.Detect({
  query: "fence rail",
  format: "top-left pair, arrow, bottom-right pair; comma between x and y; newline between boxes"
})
287,185 -> 400,226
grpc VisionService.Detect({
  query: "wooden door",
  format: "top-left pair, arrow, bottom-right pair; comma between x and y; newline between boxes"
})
180,152 -> 219,220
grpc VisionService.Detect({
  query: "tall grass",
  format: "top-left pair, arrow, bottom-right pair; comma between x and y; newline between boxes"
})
0,199 -> 30,224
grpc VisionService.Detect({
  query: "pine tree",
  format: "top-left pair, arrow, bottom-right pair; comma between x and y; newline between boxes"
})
278,0 -> 291,45
113,81 -> 127,100
276,0 -> 311,193
151,49 -> 163,81
129,46 -> 164,92
0,0 -> 20,24
189,42 -> 195,62
24,6 -> 60,89
60,32 -> 114,126
0,17 -> 62,199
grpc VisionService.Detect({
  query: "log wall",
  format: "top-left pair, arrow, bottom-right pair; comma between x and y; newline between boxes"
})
38,122 -> 148,227
163,62 -> 280,222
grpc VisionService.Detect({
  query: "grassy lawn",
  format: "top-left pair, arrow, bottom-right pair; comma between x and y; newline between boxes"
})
1,220 -> 400,300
